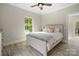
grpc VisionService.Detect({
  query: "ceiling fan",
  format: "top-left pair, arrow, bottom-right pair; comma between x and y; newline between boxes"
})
30,3 -> 52,10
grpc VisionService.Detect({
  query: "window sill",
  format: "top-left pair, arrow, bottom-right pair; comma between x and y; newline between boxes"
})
25,31 -> 32,35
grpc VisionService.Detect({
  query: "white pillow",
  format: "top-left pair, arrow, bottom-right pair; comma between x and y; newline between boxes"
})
43,26 -> 54,33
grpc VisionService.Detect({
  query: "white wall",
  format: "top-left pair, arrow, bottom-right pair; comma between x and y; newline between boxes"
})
0,4 -> 2,30
0,4 -> 41,46
0,4 -> 2,55
0,32 -> 2,56
41,4 -> 79,41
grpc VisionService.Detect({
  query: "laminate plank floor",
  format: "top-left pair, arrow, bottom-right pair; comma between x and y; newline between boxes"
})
2,39 -> 79,56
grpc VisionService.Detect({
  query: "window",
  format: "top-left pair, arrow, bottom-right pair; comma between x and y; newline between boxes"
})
24,17 -> 32,32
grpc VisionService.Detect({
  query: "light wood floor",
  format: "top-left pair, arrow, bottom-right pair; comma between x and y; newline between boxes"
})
2,39 -> 79,56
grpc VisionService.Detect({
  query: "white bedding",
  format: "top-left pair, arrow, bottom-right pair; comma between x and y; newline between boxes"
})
27,32 -> 54,41
27,32 -> 63,55
47,33 -> 63,51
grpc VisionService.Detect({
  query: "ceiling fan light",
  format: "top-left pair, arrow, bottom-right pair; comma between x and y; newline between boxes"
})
38,4 -> 43,8
30,3 -> 52,10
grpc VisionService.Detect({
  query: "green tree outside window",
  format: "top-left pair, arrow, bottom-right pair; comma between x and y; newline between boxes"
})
24,17 -> 32,32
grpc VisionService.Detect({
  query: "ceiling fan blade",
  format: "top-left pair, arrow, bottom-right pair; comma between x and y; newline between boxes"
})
43,3 -> 52,6
30,4 -> 38,7
30,3 -> 52,10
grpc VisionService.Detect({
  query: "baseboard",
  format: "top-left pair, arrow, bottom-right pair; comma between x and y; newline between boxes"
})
3,39 -> 26,47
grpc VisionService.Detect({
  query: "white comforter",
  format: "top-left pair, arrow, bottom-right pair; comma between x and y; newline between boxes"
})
27,32 -> 63,51
27,32 -> 54,41
47,32 -> 63,51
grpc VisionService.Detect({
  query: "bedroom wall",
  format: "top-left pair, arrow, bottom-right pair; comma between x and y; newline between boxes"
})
0,4 -> 2,56
0,4 -> 2,30
41,4 -> 79,41
0,4 -> 41,46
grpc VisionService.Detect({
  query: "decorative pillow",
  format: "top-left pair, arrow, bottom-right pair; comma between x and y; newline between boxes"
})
43,27 -> 47,32
42,26 -> 54,33
47,27 -> 54,33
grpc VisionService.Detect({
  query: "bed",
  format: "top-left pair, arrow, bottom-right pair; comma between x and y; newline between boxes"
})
26,24 -> 64,56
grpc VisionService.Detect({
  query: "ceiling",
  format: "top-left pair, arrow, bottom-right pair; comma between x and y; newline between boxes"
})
8,3 -> 76,15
